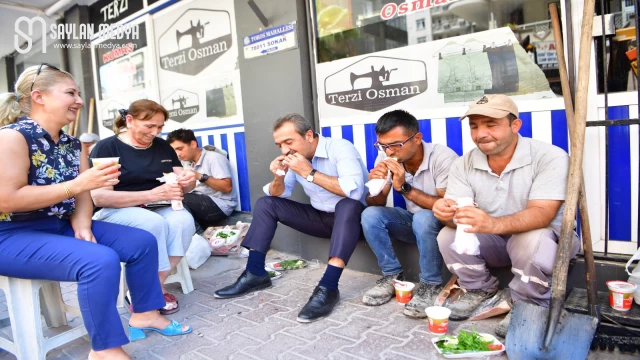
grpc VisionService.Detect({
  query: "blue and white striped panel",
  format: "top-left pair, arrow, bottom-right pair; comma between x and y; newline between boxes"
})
165,124 -> 251,212
322,110 -> 570,210
603,105 -> 638,243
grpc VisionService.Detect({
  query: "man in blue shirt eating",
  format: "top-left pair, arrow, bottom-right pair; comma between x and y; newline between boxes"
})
214,113 -> 368,323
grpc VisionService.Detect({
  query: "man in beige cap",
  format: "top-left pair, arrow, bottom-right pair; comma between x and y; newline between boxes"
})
432,94 -> 579,337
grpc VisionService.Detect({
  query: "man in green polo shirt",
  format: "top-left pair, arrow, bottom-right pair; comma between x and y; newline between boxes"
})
432,94 -> 579,338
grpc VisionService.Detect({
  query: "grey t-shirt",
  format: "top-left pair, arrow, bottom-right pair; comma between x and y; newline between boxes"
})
444,135 -> 569,236
186,150 -> 238,216
374,141 -> 458,214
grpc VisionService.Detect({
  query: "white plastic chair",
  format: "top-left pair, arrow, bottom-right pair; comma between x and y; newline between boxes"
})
117,257 -> 194,309
164,257 -> 194,294
0,277 -> 87,360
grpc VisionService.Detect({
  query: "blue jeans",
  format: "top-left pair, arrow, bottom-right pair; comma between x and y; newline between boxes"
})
0,217 -> 166,351
361,206 -> 445,285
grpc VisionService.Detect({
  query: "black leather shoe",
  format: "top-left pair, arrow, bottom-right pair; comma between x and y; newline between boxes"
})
296,286 -> 340,323
213,270 -> 271,299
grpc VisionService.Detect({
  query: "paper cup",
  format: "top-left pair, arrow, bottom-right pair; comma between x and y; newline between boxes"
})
607,281 -> 637,311
393,280 -> 415,304
91,157 -> 120,174
426,306 -> 451,335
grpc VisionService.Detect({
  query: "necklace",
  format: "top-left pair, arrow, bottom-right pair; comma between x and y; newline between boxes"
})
117,135 -> 153,150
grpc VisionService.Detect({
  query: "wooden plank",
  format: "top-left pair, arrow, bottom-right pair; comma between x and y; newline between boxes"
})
565,288 -> 640,327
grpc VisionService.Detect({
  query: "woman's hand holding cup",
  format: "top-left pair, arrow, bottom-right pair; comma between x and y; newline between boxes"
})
73,160 -> 121,193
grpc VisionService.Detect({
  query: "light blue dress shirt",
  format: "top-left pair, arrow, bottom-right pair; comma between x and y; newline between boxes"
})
263,135 -> 369,213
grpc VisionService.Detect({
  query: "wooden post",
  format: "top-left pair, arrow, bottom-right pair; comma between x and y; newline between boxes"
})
71,108 -> 81,136
550,3 -> 598,317
87,98 -> 95,134
544,0 -> 596,349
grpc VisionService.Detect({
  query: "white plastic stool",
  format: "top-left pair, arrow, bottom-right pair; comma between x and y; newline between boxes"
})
164,257 -> 194,294
0,277 -> 87,360
116,258 -> 194,310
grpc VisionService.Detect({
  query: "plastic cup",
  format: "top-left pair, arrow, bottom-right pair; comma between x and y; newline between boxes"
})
393,280 -> 415,304
425,306 -> 451,335
91,157 -> 120,174
606,280 -> 637,311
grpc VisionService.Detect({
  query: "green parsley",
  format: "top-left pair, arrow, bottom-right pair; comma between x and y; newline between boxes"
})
435,329 -> 494,354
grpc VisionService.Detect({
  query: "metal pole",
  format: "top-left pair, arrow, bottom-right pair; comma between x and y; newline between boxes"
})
563,0 -> 577,106
305,0 -> 321,128
636,0 -> 640,249
600,0 -> 610,256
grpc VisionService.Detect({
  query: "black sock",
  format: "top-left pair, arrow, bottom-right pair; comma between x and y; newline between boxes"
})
246,250 -> 267,277
318,264 -> 343,291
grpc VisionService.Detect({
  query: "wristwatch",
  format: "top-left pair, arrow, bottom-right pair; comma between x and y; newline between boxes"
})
306,169 -> 317,182
399,182 -> 412,194
200,173 -> 210,182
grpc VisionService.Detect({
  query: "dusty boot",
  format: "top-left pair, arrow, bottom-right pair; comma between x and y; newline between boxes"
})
404,282 -> 441,318
362,273 -> 404,306
447,289 -> 497,321
494,310 -> 511,338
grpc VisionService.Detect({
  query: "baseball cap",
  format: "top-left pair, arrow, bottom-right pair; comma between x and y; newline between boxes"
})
459,94 -> 519,121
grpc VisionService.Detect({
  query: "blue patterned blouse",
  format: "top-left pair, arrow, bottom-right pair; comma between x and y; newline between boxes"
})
0,117 -> 81,221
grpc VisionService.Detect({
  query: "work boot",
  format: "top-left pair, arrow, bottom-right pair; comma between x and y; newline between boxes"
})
447,289 -> 497,321
404,282 -> 442,318
494,310 -> 511,338
362,272 -> 404,306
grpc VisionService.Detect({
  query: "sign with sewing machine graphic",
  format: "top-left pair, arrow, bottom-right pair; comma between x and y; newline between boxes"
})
163,89 -> 200,123
323,57 -> 427,112
100,100 -> 126,129
157,8 -> 233,76
316,27 -> 555,121
243,22 -> 297,59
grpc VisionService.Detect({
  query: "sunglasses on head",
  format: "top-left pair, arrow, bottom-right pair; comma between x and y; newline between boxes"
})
30,63 -> 62,92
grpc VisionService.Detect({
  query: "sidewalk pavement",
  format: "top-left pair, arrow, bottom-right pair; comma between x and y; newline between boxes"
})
0,251 -> 636,359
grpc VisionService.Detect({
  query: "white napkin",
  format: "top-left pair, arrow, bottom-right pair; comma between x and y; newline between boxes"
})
365,157 -> 396,196
156,173 -> 184,211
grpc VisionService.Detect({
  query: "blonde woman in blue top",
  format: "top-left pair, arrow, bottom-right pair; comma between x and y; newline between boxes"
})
0,64 -> 191,360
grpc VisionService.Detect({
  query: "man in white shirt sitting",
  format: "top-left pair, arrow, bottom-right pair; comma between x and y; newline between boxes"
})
214,113 -> 368,323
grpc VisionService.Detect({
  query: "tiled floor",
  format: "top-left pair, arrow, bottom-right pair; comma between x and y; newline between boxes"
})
0,251 -> 636,359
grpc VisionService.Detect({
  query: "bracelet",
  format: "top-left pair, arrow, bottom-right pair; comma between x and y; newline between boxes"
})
63,182 -> 73,199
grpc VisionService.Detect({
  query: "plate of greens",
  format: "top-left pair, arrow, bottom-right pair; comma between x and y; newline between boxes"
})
266,268 -> 282,280
266,259 -> 308,271
214,230 -> 238,239
431,329 -> 505,358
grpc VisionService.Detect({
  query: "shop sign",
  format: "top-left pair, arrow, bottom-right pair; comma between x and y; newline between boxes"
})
100,100 -> 126,129
324,56 -> 428,112
157,9 -> 233,76
380,0 -> 459,20
243,22 -> 297,59
162,89 -> 201,123
90,0 -> 145,28
95,23 -> 147,66
534,42 -> 558,69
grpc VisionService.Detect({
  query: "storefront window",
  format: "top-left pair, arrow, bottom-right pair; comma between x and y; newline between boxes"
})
595,0 -> 638,93
314,0 -> 564,95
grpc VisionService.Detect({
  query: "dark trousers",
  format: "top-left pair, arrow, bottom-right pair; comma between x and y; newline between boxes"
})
0,217 -> 165,351
182,192 -> 228,229
242,196 -> 364,263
